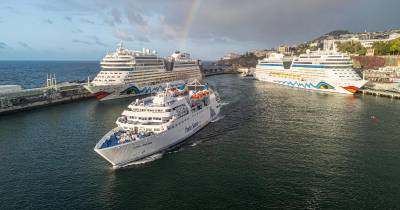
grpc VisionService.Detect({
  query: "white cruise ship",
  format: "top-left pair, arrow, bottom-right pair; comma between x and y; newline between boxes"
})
94,81 -> 221,168
254,49 -> 368,94
84,42 -> 203,101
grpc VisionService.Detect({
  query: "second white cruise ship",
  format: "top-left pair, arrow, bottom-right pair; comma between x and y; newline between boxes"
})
254,49 -> 368,94
84,42 -> 203,101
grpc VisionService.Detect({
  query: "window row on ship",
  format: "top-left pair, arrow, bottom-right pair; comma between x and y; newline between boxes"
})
127,116 -> 164,121
168,116 -> 191,130
93,71 -> 200,82
100,66 -> 198,72
129,107 -> 171,112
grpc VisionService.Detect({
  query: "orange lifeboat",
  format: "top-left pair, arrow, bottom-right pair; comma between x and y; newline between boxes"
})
191,93 -> 199,99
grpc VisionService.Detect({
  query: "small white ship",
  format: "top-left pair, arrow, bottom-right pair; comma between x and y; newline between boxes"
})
94,81 -> 221,168
84,42 -> 202,101
254,49 -> 368,94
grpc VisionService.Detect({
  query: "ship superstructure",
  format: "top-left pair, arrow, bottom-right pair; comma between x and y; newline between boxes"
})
84,42 -> 202,100
254,49 -> 367,94
94,81 -> 221,168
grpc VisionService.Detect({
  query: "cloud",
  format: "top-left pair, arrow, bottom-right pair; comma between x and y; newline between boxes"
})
0,42 -> 6,49
19,42 -> 32,49
3,6 -> 20,14
113,29 -> 133,41
113,29 -> 150,43
65,16 -> 72,22
80,18 -> 95,25
44,19 -> 53,24
72,39 -> 91,45
29,0 -> 400,59
72,36 -> 108,46
134,34 -> 150,43
72,28 -> 83,33
103,8 -> 123,26
111,8 -> 122,23
118,0 -> 400,46
88,35 -> 108,47
123,6 -> 147,30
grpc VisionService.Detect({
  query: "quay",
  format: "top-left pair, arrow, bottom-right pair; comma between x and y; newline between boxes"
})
359,88 -> 400,99
201,63 -> 238,77
0,75 -> 93,115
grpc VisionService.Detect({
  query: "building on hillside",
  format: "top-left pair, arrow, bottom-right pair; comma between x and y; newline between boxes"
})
363,67 -> 400,83
366,48 -> 375,56
222,53 -> 240,60
323,32 -> 400,50
277,45 -> 296,55
252,50 -> 275,58
309,42 -> 319,47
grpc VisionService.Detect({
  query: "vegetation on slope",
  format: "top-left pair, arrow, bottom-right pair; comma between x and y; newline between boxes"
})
336,41 -> 367,55
373,38 -> 400,55
219,52 -> 259,68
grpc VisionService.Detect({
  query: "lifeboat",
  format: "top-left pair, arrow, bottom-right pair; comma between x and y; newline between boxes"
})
191,93 -> 200,99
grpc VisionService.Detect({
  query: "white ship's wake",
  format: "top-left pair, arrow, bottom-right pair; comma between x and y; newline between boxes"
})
220,102 -> 229,106
211,115 -> 224,123
122,152 -> 164,167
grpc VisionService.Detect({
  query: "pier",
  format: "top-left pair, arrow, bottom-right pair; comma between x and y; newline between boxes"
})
359,89 -> 400,99
0,75 -> 93,115
201,63 -> 238,77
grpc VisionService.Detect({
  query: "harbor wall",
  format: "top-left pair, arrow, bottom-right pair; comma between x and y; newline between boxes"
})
353,56 -> 400,69
0,83 -> 93,115
201,63 -> 238,77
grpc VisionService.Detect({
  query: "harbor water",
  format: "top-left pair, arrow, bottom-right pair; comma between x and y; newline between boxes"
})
1,62 -> 400,209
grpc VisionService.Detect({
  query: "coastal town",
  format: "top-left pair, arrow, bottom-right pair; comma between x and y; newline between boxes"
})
222,29 -> 400,97
2,0 -> 400,209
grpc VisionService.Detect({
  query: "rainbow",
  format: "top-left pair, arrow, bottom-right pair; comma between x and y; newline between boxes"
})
179,0 -> 202,50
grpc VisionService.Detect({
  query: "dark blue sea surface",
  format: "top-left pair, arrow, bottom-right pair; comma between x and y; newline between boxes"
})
0,61 -> 99,88
1,62 -> 400,209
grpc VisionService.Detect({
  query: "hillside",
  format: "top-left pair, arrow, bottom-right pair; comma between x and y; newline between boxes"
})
219,52 -> 259,68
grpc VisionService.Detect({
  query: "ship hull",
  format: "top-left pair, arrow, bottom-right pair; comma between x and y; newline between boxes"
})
84,77 -> 202,101
94,95 -> 220,168
254,71 -> 367,94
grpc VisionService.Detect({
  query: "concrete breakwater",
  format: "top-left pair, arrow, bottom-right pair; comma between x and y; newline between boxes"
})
0,81 -> 93,115
359,88 -> 400,99
201,63 -> 238,76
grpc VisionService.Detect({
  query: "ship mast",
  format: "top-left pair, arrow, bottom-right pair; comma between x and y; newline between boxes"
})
117,41 -> 123,52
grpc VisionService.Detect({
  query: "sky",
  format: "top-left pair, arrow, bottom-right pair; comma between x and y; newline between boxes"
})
0,0 -> 400,60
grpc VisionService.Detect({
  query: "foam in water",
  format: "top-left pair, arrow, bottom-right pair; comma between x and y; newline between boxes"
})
121,152 -> 164,167
211,115 -> 224,123
220,102 -> 230,107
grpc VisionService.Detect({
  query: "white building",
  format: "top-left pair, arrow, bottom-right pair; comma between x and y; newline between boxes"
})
323,32 -> 400,50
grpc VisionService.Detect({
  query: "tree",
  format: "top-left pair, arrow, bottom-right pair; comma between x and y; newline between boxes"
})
372,38 -> 400,55
389,38 -> 400,55
336,41 -> 367,55
373,41 -> 390,55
